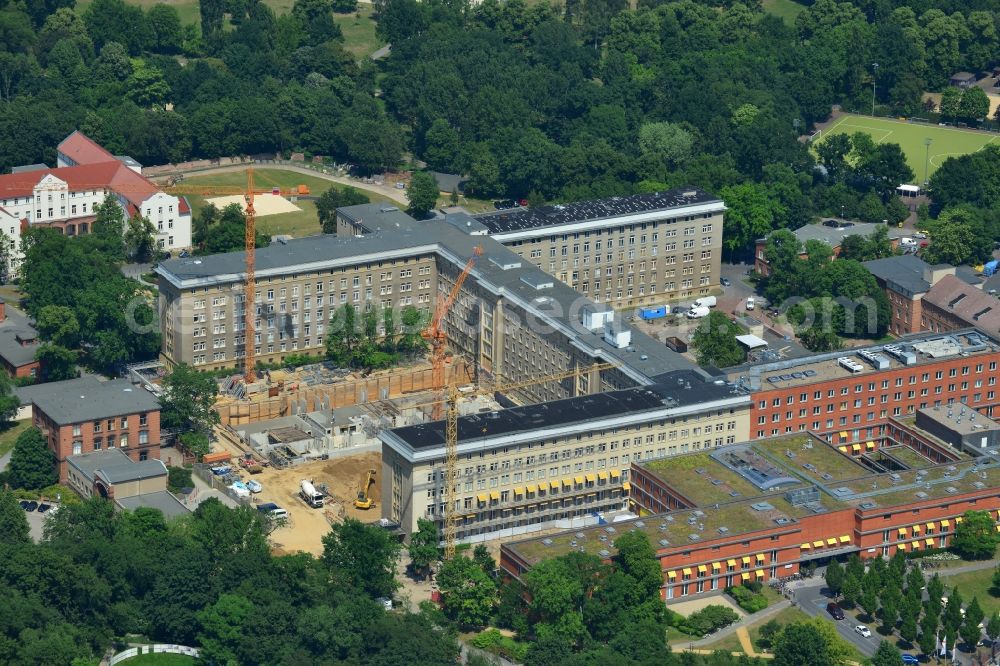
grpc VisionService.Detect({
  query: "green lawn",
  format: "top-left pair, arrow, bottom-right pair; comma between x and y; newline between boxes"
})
0,420 -> 29,458
762,0 -> 805,25
115,654 -> 197,666
180,168 -> 395,239
939,566 -> 1000,616
814,114 -> 1000,182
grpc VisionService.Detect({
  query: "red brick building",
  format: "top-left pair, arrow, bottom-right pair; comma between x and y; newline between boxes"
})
501,430 -> 1000,602
18,377 -> 162,482
731,329 -> 1000,441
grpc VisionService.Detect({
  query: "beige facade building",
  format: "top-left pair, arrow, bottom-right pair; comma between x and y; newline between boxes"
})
155,189 -> 746,541
381,373 -> 750,540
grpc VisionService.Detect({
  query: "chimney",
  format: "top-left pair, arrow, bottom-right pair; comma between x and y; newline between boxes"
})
923,264 -> 956,287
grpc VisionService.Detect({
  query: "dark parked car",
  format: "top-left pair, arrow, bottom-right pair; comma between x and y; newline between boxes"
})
24,500 -> 38,512
18,500 -> 30,510
37,503 -> 50,513
826,602 -> 845,620
720,277 -> 731,287
901,654 -> 919,665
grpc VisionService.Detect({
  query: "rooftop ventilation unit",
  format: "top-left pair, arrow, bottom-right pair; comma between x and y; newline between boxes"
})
520,273 -> 554,291
838,357 -> 864,373
659,539 -> 670,547
634,521 -> 645,528
718,526 -> 730,534
750,502 -> 775,511
774,517 -> 791,525
598,549 -> 611,558
884,344 -> 917,365
542,538 -> 553,546
859,502 -> 876,510
581,306 -> 614,331
857,349 -> 890,370
688,533 -> 701,541
489,256 -> 521,271
604,317 -> 632,349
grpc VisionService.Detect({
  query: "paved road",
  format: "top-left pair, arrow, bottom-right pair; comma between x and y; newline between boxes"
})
371,44 -> 391,60
793,579 -> 881,658
0,449 -> 10,472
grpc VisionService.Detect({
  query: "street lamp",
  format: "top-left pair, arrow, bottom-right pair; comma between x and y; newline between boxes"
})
924,137 -> 933,186
872,62 -> 879,116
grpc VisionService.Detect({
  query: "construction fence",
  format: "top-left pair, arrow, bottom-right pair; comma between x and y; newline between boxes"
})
217,359 -> 471,426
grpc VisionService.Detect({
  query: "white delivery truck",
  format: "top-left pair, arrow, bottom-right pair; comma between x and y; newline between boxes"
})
746,296 -> 755,310
693,295 -> 717,308
300,479 -> 324,508
687,306 -> 711,319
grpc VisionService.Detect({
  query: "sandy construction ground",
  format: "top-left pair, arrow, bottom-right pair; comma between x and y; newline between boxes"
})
251,450 -> 382,556
207,193 -> 302,217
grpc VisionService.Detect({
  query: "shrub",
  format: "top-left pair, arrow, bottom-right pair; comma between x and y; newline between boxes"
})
167,466 -> 193,492
471,629 -> 529,662
682,605 -> 740,637
727,584 -> 769,613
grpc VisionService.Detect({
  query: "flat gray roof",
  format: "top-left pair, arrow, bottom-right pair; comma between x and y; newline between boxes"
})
96,458 -> 167,484
157,201 -> 700,384
791,221 -> 904,247
68,448 -> 133,482
864,255 -> 932,297
116,490 -> 191,519
18,377 -> 160,425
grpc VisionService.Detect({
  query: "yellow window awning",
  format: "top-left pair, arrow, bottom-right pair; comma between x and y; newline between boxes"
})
826,538 -> 837,546
727,559 -> 737,568
586,473 -> 596,483
598,471 -> 609,481
925,522 -> 935,531
622,481 -> 632,492
812,540 -> 824,548
956,516 -> 963,524
741,556 -> 751,564
897,528 -> 907,536
476,494 -> 488,503
755,554 -> 765,562
838,446 -> 848,453
801,543 -> 811,549
682,567 -> 692,576
586,493 -> 596,498
610,470 -> 621,478
755,569 -> 765,579
940,519 -> 950,527
995,524 -> 1000,533
562,478 -> 572,488
910,541 -> 920,550
912,525 -> 920,534
697,564 -> 707,573
851,443 -> 862,451
574,476 -> 584,485
514,487 -> 524,496
550,481 -> 559,490
711,562 -> 721,570
667,570 -> 677,579
926,538 -> 935,546
741,572 -> 750,580
839,431 -> 849,440
866,440 -> 875,450
897,542 -> 907,551
839,535 -> 851,544
489,491 -> 500,501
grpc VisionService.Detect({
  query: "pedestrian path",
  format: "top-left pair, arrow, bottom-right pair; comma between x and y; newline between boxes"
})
736,627 -> 755,655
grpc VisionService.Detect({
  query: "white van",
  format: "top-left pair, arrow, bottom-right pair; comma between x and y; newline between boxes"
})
746,296 -> 755,311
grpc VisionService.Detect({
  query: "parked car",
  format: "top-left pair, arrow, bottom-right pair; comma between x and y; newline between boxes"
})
37,503 -> 50,513
720,277 -> 731,287
826,602 -> 845,620
18,500 -> 30,510
901,654 -> 919,665
746,296 -> 756,311
229,481 -> 251,499
854,625 -> 871,638
247,480 -> 263,494
24,501 -> 38,511
211,466 -> 232,476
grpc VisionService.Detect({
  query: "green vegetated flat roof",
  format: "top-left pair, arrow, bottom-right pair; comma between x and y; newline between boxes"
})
840,459 -> 1000,508
753,434 -> 870,485
642,452 -> 763,505
881,445 -> 934,469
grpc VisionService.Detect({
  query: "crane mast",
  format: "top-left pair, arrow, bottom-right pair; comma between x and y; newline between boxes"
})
243,168 -> 256,383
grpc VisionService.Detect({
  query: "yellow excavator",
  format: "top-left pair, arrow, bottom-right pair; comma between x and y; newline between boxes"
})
354,469 -> 376,509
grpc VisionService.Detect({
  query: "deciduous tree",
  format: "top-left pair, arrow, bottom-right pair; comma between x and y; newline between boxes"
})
7,426 -> 57,490
407,171 -> 440,219
437,554 -> 497,628
322,517 -> 401,598
407,518 -> 438,579
951,510 -> 1000,560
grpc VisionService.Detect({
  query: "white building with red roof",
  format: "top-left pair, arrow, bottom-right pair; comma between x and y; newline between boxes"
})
0,131 -> 191,277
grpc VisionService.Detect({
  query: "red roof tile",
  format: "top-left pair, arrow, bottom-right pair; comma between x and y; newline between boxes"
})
0,162 -> 163,208
57,131 -> 116,166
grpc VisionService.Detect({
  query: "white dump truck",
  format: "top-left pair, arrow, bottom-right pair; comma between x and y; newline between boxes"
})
300,479 -> 324,508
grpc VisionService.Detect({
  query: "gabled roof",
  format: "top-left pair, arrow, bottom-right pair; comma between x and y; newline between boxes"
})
0,161 -> 162,208
863,255 -> 932,297
17,377 -> 160,425
58,130 -> 116,166
924,275 -> 1000,332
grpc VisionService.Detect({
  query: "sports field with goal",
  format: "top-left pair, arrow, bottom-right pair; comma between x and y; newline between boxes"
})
812,114 -> 999,181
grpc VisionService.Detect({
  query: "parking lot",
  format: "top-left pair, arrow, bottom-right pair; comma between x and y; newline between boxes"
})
18,500 -> 57,541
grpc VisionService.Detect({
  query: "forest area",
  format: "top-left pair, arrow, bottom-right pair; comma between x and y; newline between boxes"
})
0,0 -> 998,261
